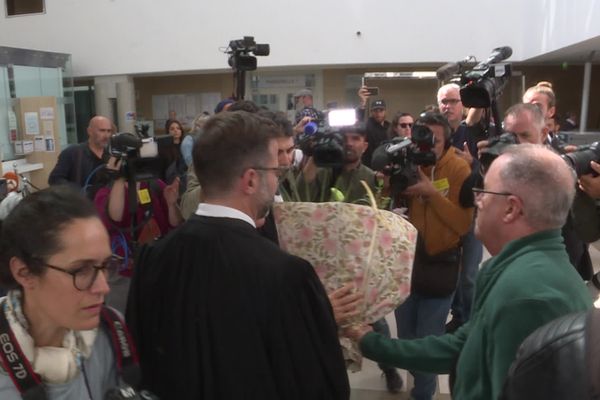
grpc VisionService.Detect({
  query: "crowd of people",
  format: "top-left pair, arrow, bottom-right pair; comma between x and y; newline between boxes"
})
0,81 -> 598,400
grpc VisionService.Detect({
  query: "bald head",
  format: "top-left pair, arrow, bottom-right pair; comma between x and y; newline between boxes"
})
87,116 -> 113,151
497,144 -> 575,230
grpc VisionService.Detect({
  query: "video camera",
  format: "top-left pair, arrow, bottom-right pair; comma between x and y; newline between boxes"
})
225,35 -> 270,100
437,46 -> 513,142
459,47 -> 512,109
227,36 -> 270,72
109,133 -> 173,181
296,109 -> 356,168
371,125 -> 437,195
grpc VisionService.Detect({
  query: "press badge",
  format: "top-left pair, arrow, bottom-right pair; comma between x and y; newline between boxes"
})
138,188 -> 151,205
433,178 -> 450,196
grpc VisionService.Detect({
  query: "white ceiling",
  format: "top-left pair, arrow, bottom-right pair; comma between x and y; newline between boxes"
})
523,35 -> 600,64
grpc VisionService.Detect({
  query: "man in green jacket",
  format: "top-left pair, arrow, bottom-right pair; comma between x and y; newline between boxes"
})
346,144 -> 592,400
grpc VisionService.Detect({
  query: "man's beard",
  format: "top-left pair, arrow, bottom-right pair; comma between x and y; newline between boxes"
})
257,199 -> 273,220
256,175 -> 275,220
344,149 -> 360,164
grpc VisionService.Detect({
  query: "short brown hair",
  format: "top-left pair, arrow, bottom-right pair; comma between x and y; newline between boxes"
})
192,111 -> 280,198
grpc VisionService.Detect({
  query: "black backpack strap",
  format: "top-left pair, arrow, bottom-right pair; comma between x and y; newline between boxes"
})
100,306 -> 141,388
0,308 -> 47,400
586,309 -> 600,399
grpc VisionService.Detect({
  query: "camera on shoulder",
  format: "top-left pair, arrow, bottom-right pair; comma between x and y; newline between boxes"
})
109,133 -> 173,181
371,125 -> 437,195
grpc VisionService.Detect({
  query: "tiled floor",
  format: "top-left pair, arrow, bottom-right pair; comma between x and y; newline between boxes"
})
348,312 -> 451,400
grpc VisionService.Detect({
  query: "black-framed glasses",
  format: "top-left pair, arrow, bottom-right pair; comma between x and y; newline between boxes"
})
251,166 -> 290,177
472,187 -> 513,197
398,123 -> 413,128
41,255 -> 121,291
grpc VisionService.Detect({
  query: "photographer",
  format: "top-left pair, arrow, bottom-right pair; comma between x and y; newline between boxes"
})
571,160 -> 600,268
579,162 -> 600,200
437,84 -> 485,332
293,88 -> 324,125
437,84 -> 485,166
480,103 -> 596,281
296,123 -> 403,393
48,115 -> 114,199
356,87 -> 391,168
390,112 -> 473,400
297,123 -> 376,203
94,157 -> 182,279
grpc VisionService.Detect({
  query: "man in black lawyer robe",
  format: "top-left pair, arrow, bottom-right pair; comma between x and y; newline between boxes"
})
126,111 -> 349,399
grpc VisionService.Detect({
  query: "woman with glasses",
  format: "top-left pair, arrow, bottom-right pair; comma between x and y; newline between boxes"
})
0,185 -> 121,399
388,112 -> 414,138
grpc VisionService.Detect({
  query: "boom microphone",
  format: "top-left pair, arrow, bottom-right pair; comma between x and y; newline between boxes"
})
436,62 -> 461,81
484,46 -> 512,65
436,56 -> 475,81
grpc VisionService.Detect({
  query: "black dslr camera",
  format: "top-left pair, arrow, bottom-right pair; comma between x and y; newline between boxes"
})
561,142 -> 600,177
371,125 -> 437,195
478,132 -> 520,173
109,133 -> 173,181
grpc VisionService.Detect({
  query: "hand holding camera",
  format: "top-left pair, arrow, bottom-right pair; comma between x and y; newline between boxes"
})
401,168 -> 437,198
578,161 -> 600,199
454,142 -> 474,165
293,116 -> 313,134
357,85 -> 380,107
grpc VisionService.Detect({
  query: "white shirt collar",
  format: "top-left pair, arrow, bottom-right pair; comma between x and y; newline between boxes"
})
195,203 -> 256,228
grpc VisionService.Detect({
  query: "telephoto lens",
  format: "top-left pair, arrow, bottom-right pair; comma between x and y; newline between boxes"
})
561,142 -> 600,177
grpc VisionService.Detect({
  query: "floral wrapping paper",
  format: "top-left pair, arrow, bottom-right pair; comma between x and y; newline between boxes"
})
273,201 -> 418,370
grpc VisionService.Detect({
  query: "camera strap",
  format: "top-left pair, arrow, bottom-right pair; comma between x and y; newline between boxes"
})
0,305 -> 141,399
100,306 -> 141,388
0,310 -> 47,400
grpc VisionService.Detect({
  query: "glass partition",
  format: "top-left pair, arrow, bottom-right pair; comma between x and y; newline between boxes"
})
0,46 -> 75,162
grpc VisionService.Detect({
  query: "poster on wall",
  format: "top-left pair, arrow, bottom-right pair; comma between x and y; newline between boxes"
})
39,107 -> 55,120
152,92 -> 221,132
8,110 -> 18,142
24,112 -> 40,135
23,141 -> 34,154
42,120 -> 54,136
125,111 -> 136,122
34,136 -> 45,152
14,141 -> 23,155
45,136 -> 55,152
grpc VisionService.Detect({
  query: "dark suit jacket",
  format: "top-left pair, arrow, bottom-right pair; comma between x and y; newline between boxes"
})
127,215 -> 350,399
